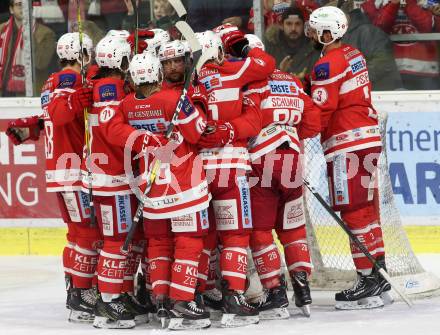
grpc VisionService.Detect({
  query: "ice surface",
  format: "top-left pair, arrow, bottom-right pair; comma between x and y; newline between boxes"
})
1,255 -> 439,335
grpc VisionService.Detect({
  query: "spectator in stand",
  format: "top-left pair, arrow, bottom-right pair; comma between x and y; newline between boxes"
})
122,0 -> 152,31
188,0 -> 253,32
248,0 -> 290,32
327,0 -> 403,90
264,7 -> 320,83
85,0 -> 128,31
361,0 -> 440,89
0,0 -> 56,96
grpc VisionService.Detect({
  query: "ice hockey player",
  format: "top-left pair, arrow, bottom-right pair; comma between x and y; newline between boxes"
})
6,32 -> 101,323
83,35 -> 148,329
196,27 -> 276,327
308,6 -> 391,309
242,34 -> 321,319
99,52 -> 212,330
158,38 -> 219,312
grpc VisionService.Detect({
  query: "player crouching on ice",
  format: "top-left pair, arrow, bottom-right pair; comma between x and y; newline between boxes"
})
242,34 -> 321,319
308,6 -> 392,310
6,32 -> 101,323
99,51 -> 212,330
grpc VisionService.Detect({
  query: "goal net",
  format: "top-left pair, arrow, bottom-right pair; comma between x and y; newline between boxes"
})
302,110 -> 440,296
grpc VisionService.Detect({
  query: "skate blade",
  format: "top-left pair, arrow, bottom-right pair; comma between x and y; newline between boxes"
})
68,309 -> 94,323
381,291 -> 394,305
259,307 -> 290,320
93,316 -> 136,329
335,296 -> 384,310
220,314 -> 259,328
168,317 -> 211,330
298,304 -> 311,317
134,313 -> 149,324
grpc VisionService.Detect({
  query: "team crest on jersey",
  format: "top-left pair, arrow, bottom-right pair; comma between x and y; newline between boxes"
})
200,74 -> 222,91
314,62 -> 330,80
268,80 -> 298,95
99,107 -> 115,123
349,56 -> 367,74
99,84 -> 117,101
58,74 -> 76,88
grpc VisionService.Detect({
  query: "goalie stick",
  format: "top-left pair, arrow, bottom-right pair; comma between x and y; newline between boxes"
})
122,20 -> 204,254
303,179 -> 413,308
77,0 -> 96,226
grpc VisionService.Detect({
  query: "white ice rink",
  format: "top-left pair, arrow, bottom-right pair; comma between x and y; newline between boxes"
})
1,255 -> 439,335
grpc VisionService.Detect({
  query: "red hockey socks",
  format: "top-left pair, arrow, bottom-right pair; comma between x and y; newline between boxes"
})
148,237 -> 173,298
219,233 -> 249,292
97,240 -> 127,295
278,227 -> 312,276
170,236 -> 203,301
250,230 -> 282,289
122,240 -> 144,294
71,225 -> 100,289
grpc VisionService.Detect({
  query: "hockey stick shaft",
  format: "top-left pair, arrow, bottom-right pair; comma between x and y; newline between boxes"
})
303,179 -> 413,307
77,0 -> 96,226
122,20 -> 203,253
130,0 -> 139,54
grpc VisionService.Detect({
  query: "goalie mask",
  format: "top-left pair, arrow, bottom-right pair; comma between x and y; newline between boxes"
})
309,6 -> 348,45
95,36 -> 131,70
129,53 -> 163,86
56,32 -> 93,64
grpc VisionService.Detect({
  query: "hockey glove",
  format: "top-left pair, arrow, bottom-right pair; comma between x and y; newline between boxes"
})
6,116 -> 44,145
187,83 -> 209,114
221,29 -> 250,58
127,29 -> 155,54
198,120 -> 235,148
68,87 -> 93,115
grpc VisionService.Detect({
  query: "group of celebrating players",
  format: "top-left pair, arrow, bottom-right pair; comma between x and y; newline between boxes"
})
6,5 -> 393,330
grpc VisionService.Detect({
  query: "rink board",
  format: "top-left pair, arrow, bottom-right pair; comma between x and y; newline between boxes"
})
1,93 -> 440,255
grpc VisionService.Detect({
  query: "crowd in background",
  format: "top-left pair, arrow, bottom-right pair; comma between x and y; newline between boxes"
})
0,0 -> 439,97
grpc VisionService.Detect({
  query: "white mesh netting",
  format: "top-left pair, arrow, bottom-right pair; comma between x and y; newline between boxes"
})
302,111 -> 440,295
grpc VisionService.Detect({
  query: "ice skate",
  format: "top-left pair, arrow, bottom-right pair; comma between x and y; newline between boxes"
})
220,280 -> 259,328
168,300 -> 211,330
374,256 -> 394,305
67,287 -> 96,323
249,282 -> 289,320
292,271 -> 312,317
154,296 -> 172,328
93,296 -> 136,329
203,288 -> 223,311
121,293 -> 149,324
335,272 -> 384,310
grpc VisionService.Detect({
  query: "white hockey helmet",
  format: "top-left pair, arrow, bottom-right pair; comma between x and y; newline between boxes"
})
195,30 -> 224,63
158,40 -> 189,62
144,29 -> 171,55
129,53 -> 163,86
245,34 -> 265,51
212,23 -> 239,38
106,29 -> 130,39
309,6 -> 348,45
95,36 -> 132,70
56,32 -> 93,64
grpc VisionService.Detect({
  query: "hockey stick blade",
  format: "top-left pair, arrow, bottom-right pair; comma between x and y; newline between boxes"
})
303,178 -> 413,308
176,21 -> 201,53
168,0 -> 187,18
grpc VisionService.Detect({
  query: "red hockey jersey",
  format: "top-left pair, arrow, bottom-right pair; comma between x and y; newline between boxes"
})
81,77 -> 129,195
245,69 -> 321,161
197,47 -> 275,170
41,69 -> 85,192
101,89 -> 210,219
310,44 -> 381,161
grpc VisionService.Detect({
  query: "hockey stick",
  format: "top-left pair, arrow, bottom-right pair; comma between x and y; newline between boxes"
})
122,20 -> 203,254
303,179 -> 413,307
77,0 -> 96,226
168,0 -> 188,19
130,0 -> 139,54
